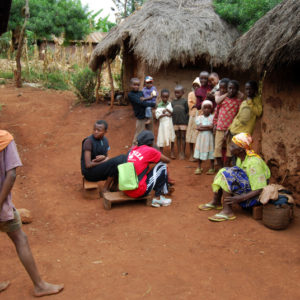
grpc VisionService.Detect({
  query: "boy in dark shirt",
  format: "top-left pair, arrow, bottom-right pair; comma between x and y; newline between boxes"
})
128,78 -> 156,145
171,85 -> 189,159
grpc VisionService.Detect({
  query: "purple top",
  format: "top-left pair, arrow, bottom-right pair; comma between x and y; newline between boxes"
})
0,140 -> 22,221
142,86 -> 157,104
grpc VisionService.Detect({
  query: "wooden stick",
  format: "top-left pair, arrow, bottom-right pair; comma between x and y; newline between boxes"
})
107,57 -> 115,110
95,64 -> 102,104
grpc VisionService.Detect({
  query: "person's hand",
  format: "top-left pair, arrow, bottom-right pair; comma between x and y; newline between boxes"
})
140,97 -> 145,101
92,155 -> 106,162
162,109 -> 167,113
224,195 -> 245,205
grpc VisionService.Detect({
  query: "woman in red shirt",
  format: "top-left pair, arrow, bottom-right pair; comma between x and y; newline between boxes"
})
125,131 -> 172,207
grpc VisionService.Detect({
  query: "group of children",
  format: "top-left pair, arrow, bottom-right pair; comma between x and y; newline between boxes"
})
136,70 -> 262,174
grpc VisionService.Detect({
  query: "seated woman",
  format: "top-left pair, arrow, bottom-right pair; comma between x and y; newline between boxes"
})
124,130 -> 172,207
199,133 -> 270,221
81,120 -> 126,192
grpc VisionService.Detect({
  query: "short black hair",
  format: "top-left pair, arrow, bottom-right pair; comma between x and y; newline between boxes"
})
209,72 -> 219,78
130,77 -> 140,84
95,120 -> 108,130
174,85 -> 184,91
161,88 -> 170,95
246,80 -> 258,92
229,80 -> 240,90
220,78 -> 230,86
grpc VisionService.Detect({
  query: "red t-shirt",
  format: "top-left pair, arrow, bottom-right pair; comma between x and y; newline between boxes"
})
124,145 -> 161,198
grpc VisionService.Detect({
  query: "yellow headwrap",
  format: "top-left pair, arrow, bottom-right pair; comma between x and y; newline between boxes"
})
0,130 -> 14,151
232,133 -> 260,158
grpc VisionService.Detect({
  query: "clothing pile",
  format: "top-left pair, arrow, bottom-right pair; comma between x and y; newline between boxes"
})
259,184 -> 294,206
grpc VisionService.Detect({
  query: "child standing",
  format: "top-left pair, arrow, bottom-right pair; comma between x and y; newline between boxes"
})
229,80 -> 262,136
195,71 -> 213,110
171,85 -> 189,160
141,76 -> 157,125
213,80 -> 244,168
186,77 -> 201,161
0,130 -> 64,297
194,100 -> 215,175
155,89 -> 175,152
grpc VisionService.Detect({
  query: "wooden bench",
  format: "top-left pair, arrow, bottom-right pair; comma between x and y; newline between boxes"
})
82,178 -> 99,190
102,191 -> 152,210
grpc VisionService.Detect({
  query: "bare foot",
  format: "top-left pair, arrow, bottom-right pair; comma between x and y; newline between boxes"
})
0,281 -> 10,293
145,119 -> 150,125
170,152 -> 176,159
179,153 -> 185,160
34,282 -> 64,297
189,156 -> 197,162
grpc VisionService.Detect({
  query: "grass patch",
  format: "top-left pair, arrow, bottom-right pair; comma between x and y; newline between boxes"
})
0,71 -> 13,79
0,79 -> 6,85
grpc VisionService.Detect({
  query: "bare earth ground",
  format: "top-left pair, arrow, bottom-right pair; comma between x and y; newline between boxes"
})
0,84 -> 300,300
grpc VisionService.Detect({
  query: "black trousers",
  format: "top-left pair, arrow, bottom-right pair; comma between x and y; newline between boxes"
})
83,154 -> 126,182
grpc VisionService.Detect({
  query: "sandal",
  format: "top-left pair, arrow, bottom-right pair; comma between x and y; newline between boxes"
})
194,167 -> 203,175
198,203 -> 223,211
208,213 -> 236,222
206,169 -> 216,175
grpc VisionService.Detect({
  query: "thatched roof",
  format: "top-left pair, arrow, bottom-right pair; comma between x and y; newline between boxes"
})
0,0 -> 12,35
228,0 -> 300,74
89,0 -> 239,71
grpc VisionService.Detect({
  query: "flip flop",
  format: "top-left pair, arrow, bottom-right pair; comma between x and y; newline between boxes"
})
194,167 -> 203,175
208,213 -> 236,222
198,203 -> 223,211
206,169 -> 216,175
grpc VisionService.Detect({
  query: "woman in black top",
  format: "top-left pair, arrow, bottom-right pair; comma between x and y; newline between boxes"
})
81,120 -> 126,191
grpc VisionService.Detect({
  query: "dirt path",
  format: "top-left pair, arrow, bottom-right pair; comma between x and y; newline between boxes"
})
0,84 -> 300,300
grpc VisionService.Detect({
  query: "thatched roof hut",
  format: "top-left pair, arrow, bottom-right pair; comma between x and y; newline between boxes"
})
229,0 -> 300,195
228,0 -> 300,74
0,0 -> 12,35
89,0 -> 239,95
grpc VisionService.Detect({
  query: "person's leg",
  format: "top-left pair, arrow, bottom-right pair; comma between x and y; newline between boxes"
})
210,159 -> 215,170
180,130 -> 186,160
189,143 -> 195,161
217,191 -> 235,217
195,159 -> 203,174
7,228 -> 64,297
225,157 -> 232,167
170,142 -> 176,159
175,130 -> 181,158
216,157 -> 223,169
214,130 -> 224,169
0,281 -> 10,292
133,119 -> 146,145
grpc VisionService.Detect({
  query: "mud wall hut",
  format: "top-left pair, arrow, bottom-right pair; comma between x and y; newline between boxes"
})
89,0 -> 239,99
229,0 -> 300,193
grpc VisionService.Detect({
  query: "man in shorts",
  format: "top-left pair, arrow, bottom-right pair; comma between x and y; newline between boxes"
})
0,130 -> 64,297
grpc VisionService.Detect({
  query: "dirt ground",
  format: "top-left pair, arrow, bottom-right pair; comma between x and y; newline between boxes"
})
0,83 -> 300,300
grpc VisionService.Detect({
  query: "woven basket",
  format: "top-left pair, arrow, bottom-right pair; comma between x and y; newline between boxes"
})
262,204 -> 293,230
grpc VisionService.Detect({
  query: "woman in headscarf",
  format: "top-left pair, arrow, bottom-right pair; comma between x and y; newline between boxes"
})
124,130 -> 172,207
199,133 -> 271,221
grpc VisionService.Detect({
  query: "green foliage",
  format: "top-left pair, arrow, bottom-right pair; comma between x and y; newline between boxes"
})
8,0 -> 90,40
0,71 -> 14,79
72,67 -> 96,104
112,0 -> 146,17
213,0 -> 282,32
0,80 -> 6,85
88,9 -> 116,32
0,32 -> 11,55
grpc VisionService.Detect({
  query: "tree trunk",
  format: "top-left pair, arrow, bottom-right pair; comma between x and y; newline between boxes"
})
95,65 -> 102,104
14,0 -> 30,88
106,57 -> 115,110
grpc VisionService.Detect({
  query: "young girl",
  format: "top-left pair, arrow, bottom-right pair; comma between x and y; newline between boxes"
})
194,100 -> 215,175
155,89 -> 175,152
186,77 -> 201,161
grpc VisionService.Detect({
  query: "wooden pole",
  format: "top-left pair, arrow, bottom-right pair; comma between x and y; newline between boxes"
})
107,57 -> 115,110
95,64 -> 102,104
14,0 -> 30,88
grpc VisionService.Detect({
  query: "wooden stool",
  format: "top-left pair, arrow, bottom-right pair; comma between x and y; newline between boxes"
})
82,177 -> 99,190
102,191 -> 152,210
82,178 -> 100,199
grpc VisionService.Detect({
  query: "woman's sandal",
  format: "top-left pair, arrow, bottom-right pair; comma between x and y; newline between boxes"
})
194,167 -> 203,175
198,203 -> 223,211
208,213 -> 236,222
206,169 -> 216,175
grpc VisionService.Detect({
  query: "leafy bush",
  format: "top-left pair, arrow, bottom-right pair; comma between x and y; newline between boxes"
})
44,72 -> 69,90
72,67 -> 96,104
0,71 -> 14,79
213,0 -> 282,32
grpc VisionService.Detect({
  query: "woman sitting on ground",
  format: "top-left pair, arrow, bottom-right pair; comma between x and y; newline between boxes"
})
124,130 -> 172,207
81,120 -> 126,192
199,133 -> 270,222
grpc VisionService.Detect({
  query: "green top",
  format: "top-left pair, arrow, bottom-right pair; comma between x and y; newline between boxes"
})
236,155 -> 271,190
229,81 -> 263,135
